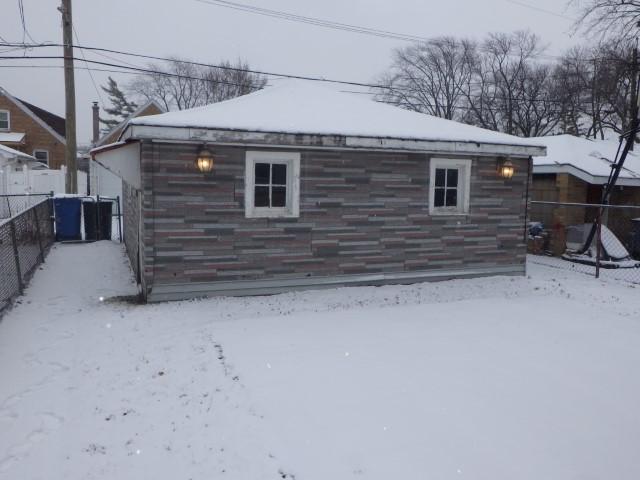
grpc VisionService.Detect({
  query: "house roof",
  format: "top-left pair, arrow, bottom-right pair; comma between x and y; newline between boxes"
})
125,80 -> 545,157
0,143 -> 37,162
96,100 -> 164,147
15,97 -> 66,138
532,134 -> 640,186
0,87 -> 66,145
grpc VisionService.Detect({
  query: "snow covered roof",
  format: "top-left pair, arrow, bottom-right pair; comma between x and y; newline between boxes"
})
0,143 -> 37,162
125,80 -> 545,157
532,134 -> 640,186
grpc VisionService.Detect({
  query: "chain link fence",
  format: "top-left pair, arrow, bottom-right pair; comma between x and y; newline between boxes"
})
0,197 -> 54,313
0,193 -> 52,219
528,201 -> 640,284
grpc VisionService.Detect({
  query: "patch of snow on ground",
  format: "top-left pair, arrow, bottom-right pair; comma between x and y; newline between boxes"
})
1,242 -> 640,479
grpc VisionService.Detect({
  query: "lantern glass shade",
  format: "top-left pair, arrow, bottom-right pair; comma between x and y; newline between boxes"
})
196,148 -> 214,173
499,159 -> 515,179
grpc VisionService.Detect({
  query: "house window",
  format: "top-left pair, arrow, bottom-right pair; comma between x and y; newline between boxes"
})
429,158 -> 472,215
33,149 -> 49,165
245,151 -> 300,218
0,110 -> 9,130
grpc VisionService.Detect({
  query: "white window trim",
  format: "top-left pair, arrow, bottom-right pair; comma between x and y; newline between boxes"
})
245,151 -> 300,219
429,158 -> 472,216
33,149 -> 49,165
0,110 -> 9,131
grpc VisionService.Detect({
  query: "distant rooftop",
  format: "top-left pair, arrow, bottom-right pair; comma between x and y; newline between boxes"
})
533,134 -> 640,185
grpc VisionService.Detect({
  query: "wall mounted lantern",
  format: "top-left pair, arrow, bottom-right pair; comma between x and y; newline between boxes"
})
498,158 -> 515,179
195,146 -> 214,173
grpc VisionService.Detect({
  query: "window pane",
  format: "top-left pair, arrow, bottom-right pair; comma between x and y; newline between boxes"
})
254,186 -> 269,207
34,151 -> 48,162
255,163 -> 270,184
446,188 -> 457,207
272,164 -> 287,185
435,168 -> 446,187
272,186 -> 287,207
446,168 -> 458,187
434,188 -> 445,207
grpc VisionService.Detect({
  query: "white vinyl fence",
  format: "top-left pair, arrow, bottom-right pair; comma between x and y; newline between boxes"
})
0,165 -> 87,196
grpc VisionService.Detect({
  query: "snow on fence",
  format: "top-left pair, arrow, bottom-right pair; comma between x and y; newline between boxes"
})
0,193 -> 51,219
0,197 -> 54,313
528,201 -> 640,285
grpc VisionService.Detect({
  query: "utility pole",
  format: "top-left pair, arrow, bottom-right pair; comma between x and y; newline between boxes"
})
59,0 -> 78,193
629,44 -> 639,151
578,42 -> 640,254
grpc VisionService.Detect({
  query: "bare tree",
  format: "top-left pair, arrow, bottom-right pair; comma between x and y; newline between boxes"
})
127,57 -> 267,111
473,31 -> 544,135
594,40 -> 637,135
374,30 -> 636,139
552,46 -> 593,136
512,63 -> 562,137
553,40 -> 636,138
201,59 -> 267,104
571,0 -> 640,40
375,37 -> 476,120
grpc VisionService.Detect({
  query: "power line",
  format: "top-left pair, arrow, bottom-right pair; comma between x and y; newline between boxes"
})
0,55 -> 267,89
0,43 -> 394,88
1,40 -> 634,100
0,55 -> 619,110
17,0 -> 37,45
72,25 -> 106,109
192,0 -> 585,63
503,0 -> 575,21
194,0 -> 428,43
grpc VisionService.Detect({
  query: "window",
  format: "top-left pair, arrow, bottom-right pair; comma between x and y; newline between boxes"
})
245,151 -> 300,218
0,110 -> 9,130
429,158 -> 472,215
33,149 -> 49,165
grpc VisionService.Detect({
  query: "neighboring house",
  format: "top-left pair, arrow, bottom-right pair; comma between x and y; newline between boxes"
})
530,134 -> 640,253
93,80 -> 545,302
0,87 -> 66,169
0,144 -> 47,195
94,100 -> 165,148
90,100 -> 165,200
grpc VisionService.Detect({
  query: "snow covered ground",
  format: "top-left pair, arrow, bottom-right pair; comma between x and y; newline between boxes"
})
1,242 -> 640,479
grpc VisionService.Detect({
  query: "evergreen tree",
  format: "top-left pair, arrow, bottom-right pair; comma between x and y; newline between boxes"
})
99,76 -> 138,132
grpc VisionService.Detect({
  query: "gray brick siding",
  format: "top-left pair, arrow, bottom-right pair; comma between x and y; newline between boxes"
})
122,180 -> 141,282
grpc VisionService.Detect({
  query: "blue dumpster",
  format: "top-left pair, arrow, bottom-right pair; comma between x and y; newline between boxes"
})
53,197 -> 82,241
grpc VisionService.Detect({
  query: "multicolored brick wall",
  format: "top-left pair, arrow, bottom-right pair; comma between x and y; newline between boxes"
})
138,142 -> 530,298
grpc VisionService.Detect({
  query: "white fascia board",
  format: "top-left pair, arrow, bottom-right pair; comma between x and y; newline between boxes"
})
346,136 -> 545,157
533,163 -> 640,187
121,124 -> 545,158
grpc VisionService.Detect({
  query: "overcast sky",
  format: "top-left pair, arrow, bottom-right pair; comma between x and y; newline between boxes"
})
0,0 -> 581,144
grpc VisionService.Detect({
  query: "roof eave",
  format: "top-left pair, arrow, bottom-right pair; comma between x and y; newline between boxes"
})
121,124 -> 545,158
533,163 -> 640,186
